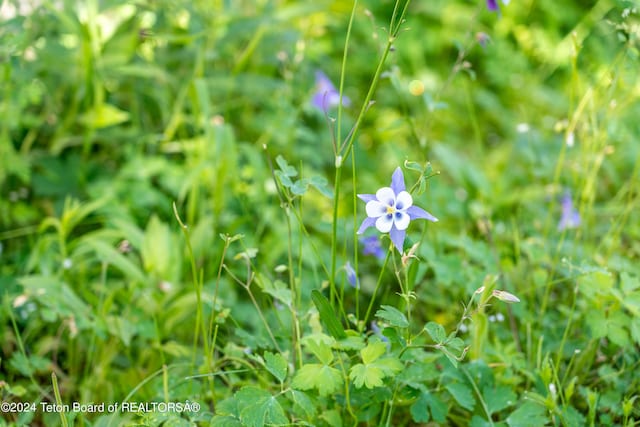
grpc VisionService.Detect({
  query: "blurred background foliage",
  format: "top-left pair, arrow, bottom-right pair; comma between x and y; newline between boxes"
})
1,0 -> 639,425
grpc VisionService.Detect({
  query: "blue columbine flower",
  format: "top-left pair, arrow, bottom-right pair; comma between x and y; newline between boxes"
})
311,70 -> 351,112
344,261 -> 358,288
360,235 -> 385,260
558,191 -> 580,231
357,167 -> 438,253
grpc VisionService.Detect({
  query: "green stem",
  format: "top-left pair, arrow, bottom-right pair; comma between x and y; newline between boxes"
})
51,373 -> 68,427
362,248 -> 392,328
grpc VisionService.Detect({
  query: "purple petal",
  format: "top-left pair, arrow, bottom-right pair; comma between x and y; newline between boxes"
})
406,205 -> 438,222
389,226 -> 406,253
487,0 -> 499,11
345,262 -> 357,288
311,92 -> 327,110
357,216 -> 376,234
315,70 -> 336,92
390,167 -> 405,194
358,194 -> 377,203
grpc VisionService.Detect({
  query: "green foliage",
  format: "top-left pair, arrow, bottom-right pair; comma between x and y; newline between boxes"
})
1,0 -> 639,425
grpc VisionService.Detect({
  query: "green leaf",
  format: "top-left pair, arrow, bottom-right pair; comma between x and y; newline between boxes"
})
349,363 -> 384,389
210,416 -> 243,427
446,382 -> 476,411
404,161 -> 424,173
275,170 -> 293,188
425,321 -> 446,344
630,316 -> 640,345
410,392 -> 430,423
426,392 -> 448,423
261,279 -> 293,307
375,357 -> 403,375
85,239 -> 147,283
360,341 -> 387,364
290,179 -> 308,195
507,401 -> 549,427
236,387 -> 288,427
308,175 -> 333,198
376,305 -> 409,328
291,364 -> 343,397
80,103 -> 130,128
275,155 -> 298,177
289,390 -> 316,419
470,415 -> 493,427
484,385 -> 517,415
311,290 -> 346,339
305,338 -> 334,365
321,410 -> 342,427
264,352 -> 287,383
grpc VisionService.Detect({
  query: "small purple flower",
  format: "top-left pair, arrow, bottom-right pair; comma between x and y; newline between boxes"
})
344,261 -> 357,288
370,321 -> 390,346
558,191 -> 580,231
311,71 -> 351,112
360,235 -> 385,260
487,0 -> 509,12
357,167 -> 438,253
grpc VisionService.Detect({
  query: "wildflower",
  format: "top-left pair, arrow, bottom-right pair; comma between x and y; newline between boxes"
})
344,262 -> 357,288
558,191 -> 580,231
311,70 -> 351,112
370,321 -> 390,345
360,235 -> 385,260
487,0 -> 509,12
357,167 -> 438,253
492,289 -> 520,303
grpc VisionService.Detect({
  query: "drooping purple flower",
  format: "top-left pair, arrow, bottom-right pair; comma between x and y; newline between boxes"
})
311,70 -> 351,112
357,167 -> 438,253
558,191 -> 580,231
360,235 -> 385,260
344,261 -> 357,288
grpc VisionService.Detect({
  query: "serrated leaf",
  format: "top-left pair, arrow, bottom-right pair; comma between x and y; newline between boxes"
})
291,364 -> 343,397
446,382 -> 476,411
236,387 -> 288,427
311,290 -> 346,339
361,341 -> 387,364
507,401 -> 548,427
349,363 -> 384,389
425,321 -> 446,344
264,352 -> 287,383
376,305 -> 409,328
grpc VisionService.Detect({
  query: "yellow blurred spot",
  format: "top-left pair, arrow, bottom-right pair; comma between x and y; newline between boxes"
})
408,80 -> 425,96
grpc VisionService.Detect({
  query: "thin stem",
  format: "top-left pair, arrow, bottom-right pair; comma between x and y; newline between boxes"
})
362,247 -> 392,327
51,373 -> 69,427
